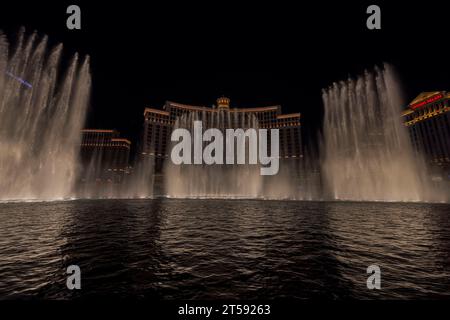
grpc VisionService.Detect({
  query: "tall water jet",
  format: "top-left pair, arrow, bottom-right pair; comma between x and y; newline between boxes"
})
0,29 -> 91,201
123,154 -> 155,198
76,130 -> 153,199
162,107 -> 320,200
321,64 -> 442,202
164,110 -> 263,198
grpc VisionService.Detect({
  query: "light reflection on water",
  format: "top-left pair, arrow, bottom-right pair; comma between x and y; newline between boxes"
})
0,199 -> 449,299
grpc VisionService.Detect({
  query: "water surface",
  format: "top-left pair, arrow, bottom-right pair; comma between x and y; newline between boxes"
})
0,199 -> 449,299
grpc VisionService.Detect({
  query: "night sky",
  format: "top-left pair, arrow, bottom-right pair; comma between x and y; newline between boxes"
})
2,1 -> 450,152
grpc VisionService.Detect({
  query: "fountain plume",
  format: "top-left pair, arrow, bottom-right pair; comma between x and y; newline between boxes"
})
321,64 -> 445,202
0,29 -> 91,200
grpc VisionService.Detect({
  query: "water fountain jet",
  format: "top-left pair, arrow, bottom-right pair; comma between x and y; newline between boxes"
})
0,29 -> 91,201
321,64 -> 445,202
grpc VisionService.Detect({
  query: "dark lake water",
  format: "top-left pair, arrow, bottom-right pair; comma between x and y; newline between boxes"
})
0,199 -> 449,299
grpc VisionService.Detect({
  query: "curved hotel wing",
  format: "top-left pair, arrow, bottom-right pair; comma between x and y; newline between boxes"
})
142,97 -> 303,172
402,91 -> 450,180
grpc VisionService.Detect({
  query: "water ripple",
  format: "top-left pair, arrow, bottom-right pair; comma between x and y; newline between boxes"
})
0,199 -> 449,299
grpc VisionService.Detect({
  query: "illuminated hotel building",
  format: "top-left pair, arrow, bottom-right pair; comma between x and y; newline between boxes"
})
142,97 -> 303,172
80,129 -> 131,183
402,92 -> 450,179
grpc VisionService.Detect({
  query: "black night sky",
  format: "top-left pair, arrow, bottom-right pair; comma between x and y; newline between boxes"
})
2,1 -> 450,152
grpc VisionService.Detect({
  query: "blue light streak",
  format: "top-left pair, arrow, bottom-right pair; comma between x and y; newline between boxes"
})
5,71 -> 32,88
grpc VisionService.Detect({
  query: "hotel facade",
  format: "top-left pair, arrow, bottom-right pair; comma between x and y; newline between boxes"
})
402,91 -> 450,181
80,129 -> 132,184
141,97 -> 303,172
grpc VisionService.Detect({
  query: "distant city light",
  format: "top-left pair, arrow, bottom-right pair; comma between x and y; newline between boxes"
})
5,71 -> 32,88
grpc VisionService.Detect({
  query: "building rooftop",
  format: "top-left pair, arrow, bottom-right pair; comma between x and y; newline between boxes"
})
143,107 -> 170,116
81,129 -> 131,146
408,91 -> 446,110
163,98 -> 282,113
277,113 -> 301,119
81,129 -> 117,133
